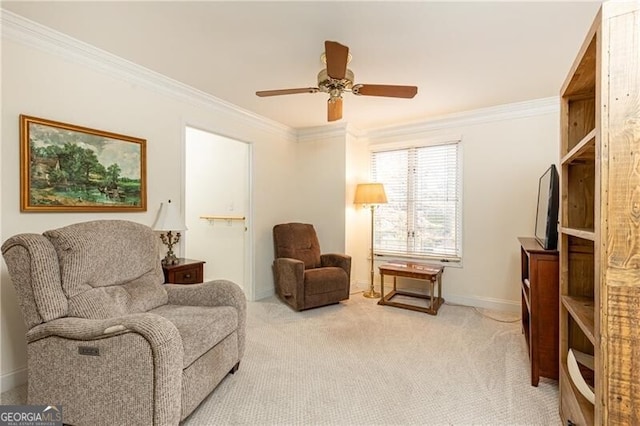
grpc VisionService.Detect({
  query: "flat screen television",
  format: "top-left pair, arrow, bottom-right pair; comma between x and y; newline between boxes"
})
535,164 -> 559,250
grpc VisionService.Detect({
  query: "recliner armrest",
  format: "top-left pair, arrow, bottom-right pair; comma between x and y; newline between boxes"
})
273,258 -> 305,310
25,313 -> 184,426
165,280 -> 245,310
25,313 -> 182,348
321,253 -> 352,276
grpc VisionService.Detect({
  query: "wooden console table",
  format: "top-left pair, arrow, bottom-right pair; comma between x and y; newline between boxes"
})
378,262 -> 444,315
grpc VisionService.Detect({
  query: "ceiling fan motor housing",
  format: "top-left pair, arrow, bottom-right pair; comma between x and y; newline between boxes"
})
317,68 -> 354,98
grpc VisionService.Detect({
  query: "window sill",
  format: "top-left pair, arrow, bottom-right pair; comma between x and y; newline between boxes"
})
372,254 -> 463,269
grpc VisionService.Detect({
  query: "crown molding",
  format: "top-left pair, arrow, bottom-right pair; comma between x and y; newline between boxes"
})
363,97 -> 560,143
297,122 -> 364,143
1,10 -> 297,142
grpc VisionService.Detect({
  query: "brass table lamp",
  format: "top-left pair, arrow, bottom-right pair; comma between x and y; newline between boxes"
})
152,200 -> 187,265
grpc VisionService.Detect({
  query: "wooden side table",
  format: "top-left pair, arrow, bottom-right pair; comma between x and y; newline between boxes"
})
378,262 -> 444,315
162,258 -> 205,284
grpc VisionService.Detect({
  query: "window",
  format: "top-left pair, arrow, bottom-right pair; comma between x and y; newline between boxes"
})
371,141 -> 462,261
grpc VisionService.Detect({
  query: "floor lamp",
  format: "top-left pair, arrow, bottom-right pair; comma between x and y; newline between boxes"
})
354,183 -> 388,298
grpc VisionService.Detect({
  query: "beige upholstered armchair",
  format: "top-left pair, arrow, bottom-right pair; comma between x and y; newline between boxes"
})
272,223 -> 351,311
1,220 -> 246,426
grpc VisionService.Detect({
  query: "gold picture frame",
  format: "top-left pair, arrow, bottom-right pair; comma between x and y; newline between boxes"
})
20,115 -> 147,212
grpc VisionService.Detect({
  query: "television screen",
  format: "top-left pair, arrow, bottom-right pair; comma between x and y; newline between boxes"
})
535,164 -> 559,250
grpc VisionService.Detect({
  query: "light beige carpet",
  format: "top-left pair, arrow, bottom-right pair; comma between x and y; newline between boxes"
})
2,292 -> 560,425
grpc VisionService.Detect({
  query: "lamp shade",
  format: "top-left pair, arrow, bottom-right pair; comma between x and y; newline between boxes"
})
354,183 -> 388,205
152,200 -> 187,231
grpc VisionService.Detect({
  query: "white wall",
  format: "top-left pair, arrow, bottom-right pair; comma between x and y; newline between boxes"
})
292,128 -> 347,254
350,102 -> 560,311
0,19 -> 298,389
345,130 -> 372,290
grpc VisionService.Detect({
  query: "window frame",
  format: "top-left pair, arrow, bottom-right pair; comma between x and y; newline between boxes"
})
369,136 -> 463,267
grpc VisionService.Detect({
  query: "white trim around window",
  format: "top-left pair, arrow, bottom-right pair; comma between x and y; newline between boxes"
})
370,136 -> 463,265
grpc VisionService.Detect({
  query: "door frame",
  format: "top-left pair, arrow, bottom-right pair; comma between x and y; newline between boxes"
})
181,122 -> 255,301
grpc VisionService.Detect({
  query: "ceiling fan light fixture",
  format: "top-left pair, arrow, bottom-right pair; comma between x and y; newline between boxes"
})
317,69 -> 354,92
328,92 -> 342,101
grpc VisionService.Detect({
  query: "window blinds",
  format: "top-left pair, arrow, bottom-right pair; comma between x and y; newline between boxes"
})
371,142 -> 461,260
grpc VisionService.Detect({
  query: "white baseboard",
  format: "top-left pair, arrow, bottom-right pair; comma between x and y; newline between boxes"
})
254,287 -> 275,301
1,367 -> 27,393
445,294 -> 520,313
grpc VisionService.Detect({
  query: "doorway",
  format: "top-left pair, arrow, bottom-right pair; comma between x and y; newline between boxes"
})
184,126 -> 251,295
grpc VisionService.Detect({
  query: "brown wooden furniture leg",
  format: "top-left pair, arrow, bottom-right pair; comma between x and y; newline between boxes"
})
429,279 -> 435,311
376,262 -> 445,315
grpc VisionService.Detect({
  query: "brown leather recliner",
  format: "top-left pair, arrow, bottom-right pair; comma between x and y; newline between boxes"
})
273,223 -> 351,311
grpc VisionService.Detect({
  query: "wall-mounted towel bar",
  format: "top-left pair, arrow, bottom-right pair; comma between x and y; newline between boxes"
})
200,215 -> 245,221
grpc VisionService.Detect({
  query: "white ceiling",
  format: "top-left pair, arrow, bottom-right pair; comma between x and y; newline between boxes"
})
3,1 -> 602,130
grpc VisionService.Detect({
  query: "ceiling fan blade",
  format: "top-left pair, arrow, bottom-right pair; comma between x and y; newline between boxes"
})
353,84 -> 418,98
256,87 -> 319,97
325,41 -> 349,80
327,98 -> 343,122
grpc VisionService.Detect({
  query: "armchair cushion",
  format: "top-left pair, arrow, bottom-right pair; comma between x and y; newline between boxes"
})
273,223 -> 321,269
304,267 -> 349,295
44,220 -> 167,319
165,280 -> 248,359
150,304 -> 237,368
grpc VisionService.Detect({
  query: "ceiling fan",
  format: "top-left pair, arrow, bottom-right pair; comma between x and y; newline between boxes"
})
255,41 -> 418,122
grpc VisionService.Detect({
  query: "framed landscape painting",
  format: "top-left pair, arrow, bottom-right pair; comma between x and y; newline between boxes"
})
20,115 -> 147,212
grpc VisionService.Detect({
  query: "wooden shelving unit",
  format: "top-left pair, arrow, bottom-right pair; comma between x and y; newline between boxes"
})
518,237 -> 559,387
558,2 -> 640,424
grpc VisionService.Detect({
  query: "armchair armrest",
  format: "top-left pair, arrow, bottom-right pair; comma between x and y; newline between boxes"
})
273,258 -> 305,310
165,280 -> 247,358
165,280 -> 245,310
26,313 -> 181,347
321,253 -> 352,276
25,313 -> 183,426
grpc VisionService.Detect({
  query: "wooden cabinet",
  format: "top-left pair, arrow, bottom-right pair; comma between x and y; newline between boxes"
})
518,237 -> 559,387
559,2 -> 640,424
162,258 -> 205,284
